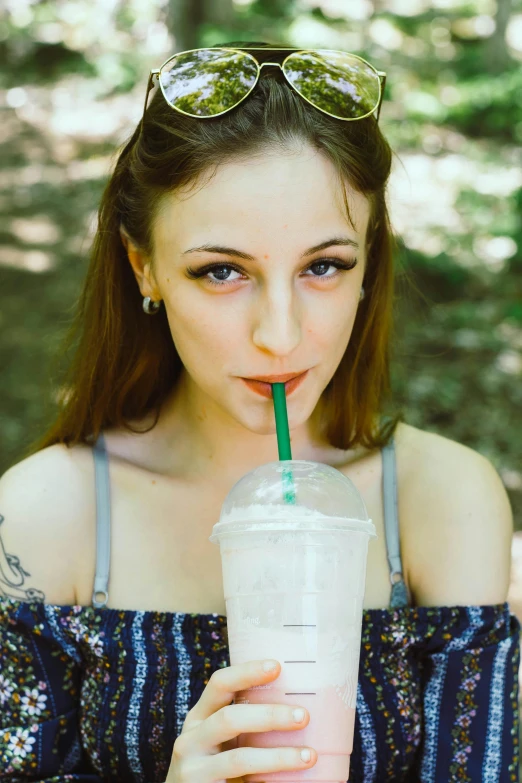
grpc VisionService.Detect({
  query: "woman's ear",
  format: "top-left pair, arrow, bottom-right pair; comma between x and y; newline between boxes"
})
119,225 -> 160,300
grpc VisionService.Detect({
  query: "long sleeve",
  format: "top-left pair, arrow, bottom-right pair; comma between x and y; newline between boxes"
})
0,597 -> 103,781
415,603 -> 520,782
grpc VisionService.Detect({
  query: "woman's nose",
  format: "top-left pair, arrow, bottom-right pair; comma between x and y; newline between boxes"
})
251,284 -> 302,356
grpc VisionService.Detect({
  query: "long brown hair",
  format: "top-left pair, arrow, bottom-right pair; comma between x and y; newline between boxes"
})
28,41 -> 406,458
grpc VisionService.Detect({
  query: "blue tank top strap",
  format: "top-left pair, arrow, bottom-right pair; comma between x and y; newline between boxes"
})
382,436 -> 411,609
92,433 -> 111,609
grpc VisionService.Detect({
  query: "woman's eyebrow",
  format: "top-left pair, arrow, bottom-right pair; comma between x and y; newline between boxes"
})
182,236 -> 359,261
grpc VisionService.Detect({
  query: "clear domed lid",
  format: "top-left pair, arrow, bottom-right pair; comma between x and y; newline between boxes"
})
209,460 -> 376,541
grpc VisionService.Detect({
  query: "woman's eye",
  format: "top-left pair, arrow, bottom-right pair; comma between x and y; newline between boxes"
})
304,260 -> 342,278
206,265 -> 243,284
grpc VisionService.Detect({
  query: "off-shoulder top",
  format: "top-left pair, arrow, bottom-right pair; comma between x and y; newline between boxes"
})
0,433 -> 519,781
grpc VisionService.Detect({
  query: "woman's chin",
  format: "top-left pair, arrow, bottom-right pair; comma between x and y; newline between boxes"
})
233,400 -> 314,438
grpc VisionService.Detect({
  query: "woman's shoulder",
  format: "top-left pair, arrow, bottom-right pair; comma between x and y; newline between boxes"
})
398,424 -> 513,608
0,442 -> 96,606
394,421 -> 496,485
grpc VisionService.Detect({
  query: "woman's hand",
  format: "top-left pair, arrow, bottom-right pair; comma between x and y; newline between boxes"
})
166,658 -> 317,782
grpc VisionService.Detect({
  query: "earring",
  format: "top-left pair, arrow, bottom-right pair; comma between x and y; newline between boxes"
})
359,286 -> 366,301
143,296 -> 161,315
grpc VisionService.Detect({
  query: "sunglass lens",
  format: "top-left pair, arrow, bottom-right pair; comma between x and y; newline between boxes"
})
159,49 -> 258,117
284,51 -> 380,120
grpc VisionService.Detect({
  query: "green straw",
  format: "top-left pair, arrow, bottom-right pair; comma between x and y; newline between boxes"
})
271,383 -> 296,504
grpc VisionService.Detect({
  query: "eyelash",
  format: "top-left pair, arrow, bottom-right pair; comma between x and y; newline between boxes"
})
186,258 -> 358,288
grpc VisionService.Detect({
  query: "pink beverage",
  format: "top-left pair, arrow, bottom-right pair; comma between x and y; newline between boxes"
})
237,686 -> 355,782
209,462 -> 376,783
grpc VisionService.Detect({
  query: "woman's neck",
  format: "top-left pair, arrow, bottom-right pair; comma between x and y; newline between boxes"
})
125,374 -> 357,485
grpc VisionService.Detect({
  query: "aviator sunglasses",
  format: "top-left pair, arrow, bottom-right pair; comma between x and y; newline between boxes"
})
140,45 -> 387,126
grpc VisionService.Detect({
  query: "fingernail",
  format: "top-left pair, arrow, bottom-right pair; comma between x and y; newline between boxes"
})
263,660 -> 278,672
300,749 -> 311,762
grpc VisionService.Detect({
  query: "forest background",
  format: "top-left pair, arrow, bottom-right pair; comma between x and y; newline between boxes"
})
1,0 -> 522,766
0,1 -> 521,517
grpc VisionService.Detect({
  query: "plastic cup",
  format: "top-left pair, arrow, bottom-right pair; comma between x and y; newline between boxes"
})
209,460 -> 377,782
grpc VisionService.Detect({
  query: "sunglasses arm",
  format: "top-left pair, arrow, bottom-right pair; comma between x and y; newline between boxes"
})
376,71 -> 386,122
139,69 -> 160,132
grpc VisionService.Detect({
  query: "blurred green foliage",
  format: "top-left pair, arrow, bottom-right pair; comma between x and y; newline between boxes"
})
0,0 -> 521,527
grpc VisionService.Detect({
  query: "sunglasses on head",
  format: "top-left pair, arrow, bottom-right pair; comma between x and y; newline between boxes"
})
140,45 -> 387,127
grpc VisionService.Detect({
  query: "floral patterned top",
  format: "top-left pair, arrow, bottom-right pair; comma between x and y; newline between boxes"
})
0,595 -> 519,782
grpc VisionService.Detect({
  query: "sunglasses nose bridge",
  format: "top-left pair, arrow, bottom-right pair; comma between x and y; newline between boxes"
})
258,61 -> 284,71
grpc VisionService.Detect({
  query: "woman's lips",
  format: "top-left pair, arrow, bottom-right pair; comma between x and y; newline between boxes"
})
240,370 -> 309,399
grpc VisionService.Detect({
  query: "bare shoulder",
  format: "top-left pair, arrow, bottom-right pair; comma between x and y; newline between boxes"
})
0,442 -> 95,605
398,423 -> 513,607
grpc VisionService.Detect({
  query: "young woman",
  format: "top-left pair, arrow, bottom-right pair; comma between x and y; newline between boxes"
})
0,42 -> 519,782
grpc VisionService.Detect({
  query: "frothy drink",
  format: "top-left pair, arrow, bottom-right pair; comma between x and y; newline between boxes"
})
209,463 -> 376,783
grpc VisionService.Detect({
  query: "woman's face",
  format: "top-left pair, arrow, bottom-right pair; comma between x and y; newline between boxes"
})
137,144 -> 370,435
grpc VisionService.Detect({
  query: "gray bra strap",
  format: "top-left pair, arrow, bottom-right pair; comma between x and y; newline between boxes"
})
91,433 -> 111,609
382,436 -> 410,609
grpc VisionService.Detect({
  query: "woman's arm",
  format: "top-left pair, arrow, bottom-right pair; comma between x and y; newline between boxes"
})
399,431 -> 519,779
401,431 -> 513,607
0,443 -> 94,607
0,595 -> 105,781
0,448 -> 102,780
414,603 -> 520,781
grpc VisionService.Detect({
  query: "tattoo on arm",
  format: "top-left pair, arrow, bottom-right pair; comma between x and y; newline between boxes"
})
0,514 -> 46,602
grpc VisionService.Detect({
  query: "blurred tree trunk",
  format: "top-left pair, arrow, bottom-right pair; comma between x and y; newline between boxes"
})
167,0 -> 234,52
167,0 -> 205,51
484,0 -> 513,74
208,0 -> 235,25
